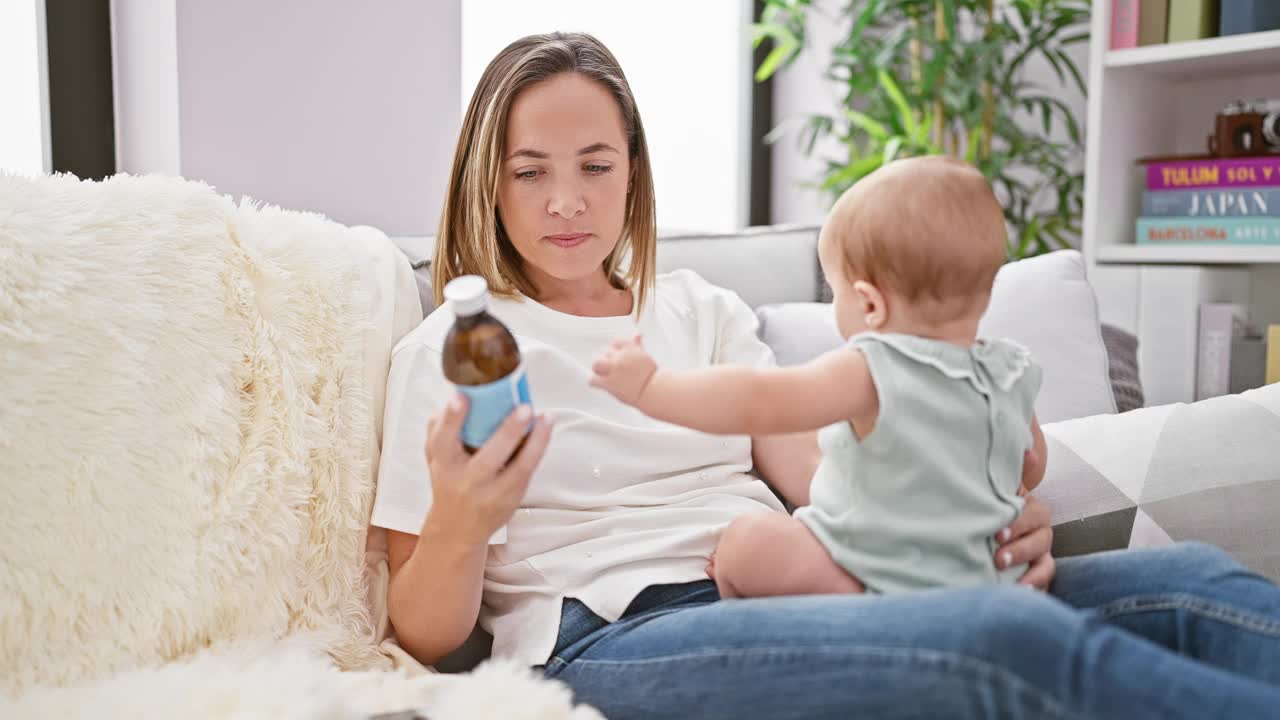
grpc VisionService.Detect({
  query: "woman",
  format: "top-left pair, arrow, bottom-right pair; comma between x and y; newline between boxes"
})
372,32 -> 1280,719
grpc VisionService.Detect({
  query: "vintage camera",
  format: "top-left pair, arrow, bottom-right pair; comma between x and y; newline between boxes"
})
1209,99 -> 1280,157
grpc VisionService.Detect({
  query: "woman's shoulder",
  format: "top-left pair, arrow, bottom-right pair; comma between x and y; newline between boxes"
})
654,268 -> 752,319
391,306 -> 455,358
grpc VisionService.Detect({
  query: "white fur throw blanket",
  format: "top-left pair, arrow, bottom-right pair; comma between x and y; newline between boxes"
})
0,174 -> 600,719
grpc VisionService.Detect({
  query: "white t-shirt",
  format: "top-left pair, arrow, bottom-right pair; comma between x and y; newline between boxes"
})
370,269 -> 785,667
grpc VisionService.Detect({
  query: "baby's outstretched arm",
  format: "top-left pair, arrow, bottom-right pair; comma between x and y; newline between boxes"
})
1020,413 -> 1048,492
590,335 -> 877,436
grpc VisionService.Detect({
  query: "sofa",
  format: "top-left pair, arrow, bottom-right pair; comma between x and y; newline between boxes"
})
0,173 -> 603,719
3,174 -> 1277,717
398,225 -> 1280,584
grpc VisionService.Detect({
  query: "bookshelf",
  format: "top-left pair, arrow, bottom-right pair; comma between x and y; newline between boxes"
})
1096,243 -> 1280,265
1083,13 -> 1280,267
1104,28 -> 1280,77
1081,1 -> 1280,405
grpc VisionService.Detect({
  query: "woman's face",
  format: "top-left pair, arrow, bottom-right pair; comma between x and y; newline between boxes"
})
497,72 -> 631,294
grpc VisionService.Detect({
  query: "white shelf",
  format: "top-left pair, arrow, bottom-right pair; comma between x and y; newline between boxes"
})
1105,29 -> 1280,78
1095,244 -> 1280,265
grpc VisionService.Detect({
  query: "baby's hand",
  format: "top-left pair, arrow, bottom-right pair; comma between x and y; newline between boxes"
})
590,334 -> 658,406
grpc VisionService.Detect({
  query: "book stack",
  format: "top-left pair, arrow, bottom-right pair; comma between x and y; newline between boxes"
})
1111,1 -> 1280,49
1137,156 -> 1280,246
1196,302 -> 1280,399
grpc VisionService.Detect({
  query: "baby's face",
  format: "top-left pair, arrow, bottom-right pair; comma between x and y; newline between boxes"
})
818,230 -> 866,340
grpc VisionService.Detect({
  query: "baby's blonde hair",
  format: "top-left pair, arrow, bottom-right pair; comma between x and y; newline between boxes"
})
825,156 -> 1007,323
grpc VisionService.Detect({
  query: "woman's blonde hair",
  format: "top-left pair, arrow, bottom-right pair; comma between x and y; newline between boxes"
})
432,32 -> 657,311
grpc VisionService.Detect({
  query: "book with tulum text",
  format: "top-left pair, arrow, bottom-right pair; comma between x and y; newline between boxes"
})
1145,155 -> 1280,190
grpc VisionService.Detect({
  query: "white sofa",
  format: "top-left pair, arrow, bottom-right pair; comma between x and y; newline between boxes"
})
398,225 -> 1279,582
0,173 -> 602,719
3,174 -> 1275,718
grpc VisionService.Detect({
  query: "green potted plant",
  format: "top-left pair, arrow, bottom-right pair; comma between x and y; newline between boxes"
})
755,0 -> 1091,259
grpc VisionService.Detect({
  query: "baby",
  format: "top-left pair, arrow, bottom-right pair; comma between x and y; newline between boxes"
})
590,156 -> 1047,597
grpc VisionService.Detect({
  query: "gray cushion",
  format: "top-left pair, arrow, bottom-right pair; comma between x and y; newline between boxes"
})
391,226 -> 825,319
387,234 -> 436,317
1101,323 -> 1144,412
656,225 -> 821,308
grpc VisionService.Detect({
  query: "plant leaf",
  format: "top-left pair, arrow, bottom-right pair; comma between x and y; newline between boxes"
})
878,70 -> 918,140
756,40 -> 797,82
844,109 -> 891,141
883,136 -> 904,164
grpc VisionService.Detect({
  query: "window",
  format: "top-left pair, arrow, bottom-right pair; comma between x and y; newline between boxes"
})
0,0 -> 49,175
461,0 -> 754,232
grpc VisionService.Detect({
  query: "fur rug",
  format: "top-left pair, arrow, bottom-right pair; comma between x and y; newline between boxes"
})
0,173 -> 600,718
0,645 -> 603,720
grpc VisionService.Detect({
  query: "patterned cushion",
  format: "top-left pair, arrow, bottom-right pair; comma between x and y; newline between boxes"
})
1039,383 -> 1280,580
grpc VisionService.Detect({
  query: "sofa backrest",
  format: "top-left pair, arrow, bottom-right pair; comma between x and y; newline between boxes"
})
393,225 -> 822,318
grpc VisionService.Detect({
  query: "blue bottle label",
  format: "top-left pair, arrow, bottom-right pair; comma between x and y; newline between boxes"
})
456,365 -> 532,448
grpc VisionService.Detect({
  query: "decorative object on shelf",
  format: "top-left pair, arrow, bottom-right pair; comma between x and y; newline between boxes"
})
1210,98 -> 1280,157
1167,0 -> 1221,43
1130,99 -> 1280,255
1219,0 -> 1280,37
751,0 -> 1090,260
1196,302 -> 1251,399
1268,325 -> 1280,384
1229,335 -> 1268,394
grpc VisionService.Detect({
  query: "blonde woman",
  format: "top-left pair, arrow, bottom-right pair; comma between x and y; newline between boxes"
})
371,32 -> 1280,720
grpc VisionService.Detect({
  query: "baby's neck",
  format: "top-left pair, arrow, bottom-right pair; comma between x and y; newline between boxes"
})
876,314 -> 981,348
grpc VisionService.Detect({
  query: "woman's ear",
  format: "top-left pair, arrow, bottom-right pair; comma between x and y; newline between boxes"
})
852,280 -> 888,329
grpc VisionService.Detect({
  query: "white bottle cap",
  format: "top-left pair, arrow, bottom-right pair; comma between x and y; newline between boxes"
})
444,275 -> 489,316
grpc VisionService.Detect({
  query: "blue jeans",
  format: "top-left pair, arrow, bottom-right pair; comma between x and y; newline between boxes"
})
542,543 -> 1280,719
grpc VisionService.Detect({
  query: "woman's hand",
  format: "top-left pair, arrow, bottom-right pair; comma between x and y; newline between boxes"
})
995,492 -> 1055,591
423,394 -> 553,546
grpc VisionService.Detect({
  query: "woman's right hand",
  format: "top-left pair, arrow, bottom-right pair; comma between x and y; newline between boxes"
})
423,394 -> 553,546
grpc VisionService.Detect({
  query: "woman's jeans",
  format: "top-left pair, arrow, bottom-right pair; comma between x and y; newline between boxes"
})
542,543 -> 1280,719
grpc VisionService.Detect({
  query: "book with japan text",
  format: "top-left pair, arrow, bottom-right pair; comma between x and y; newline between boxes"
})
1142,188 -> 1280,217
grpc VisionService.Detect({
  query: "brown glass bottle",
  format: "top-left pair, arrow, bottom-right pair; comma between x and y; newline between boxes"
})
441,275 -> 532,454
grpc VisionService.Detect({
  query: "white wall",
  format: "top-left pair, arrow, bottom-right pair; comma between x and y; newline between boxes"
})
110,0 -> 180,176
0,0 -> 50,175
462,0 -> 753,233
111,0 -> 460,237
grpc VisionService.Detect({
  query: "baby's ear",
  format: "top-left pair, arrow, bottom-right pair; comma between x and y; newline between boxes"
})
852,280 -> 888,329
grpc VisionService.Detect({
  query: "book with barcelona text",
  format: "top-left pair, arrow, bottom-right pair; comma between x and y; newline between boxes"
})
1137,216 -> 1280,244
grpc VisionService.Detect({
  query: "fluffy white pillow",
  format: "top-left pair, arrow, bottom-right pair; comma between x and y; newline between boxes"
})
755,249 -> 1117,424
